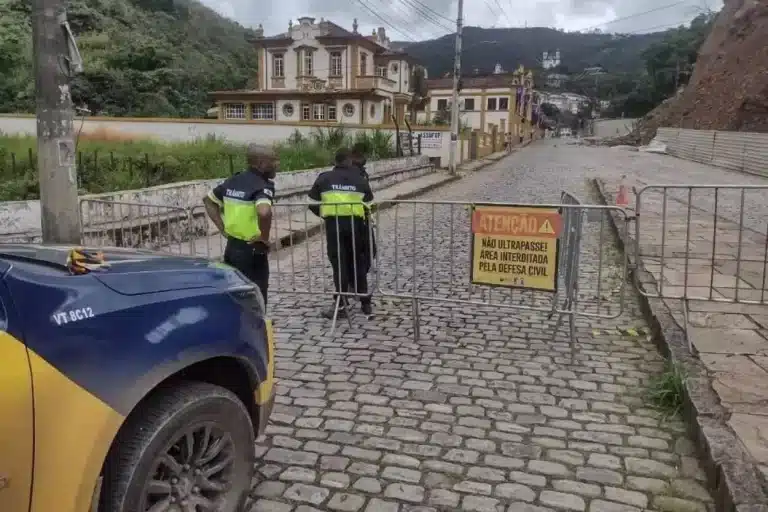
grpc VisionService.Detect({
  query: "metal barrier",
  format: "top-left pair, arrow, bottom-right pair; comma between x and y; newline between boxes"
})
77,196 -> 630,341
369,197 -> 629,341
634,184 -> 768,305
79,199 -> 191,254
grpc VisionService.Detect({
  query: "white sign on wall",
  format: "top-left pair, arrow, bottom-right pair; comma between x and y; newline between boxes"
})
414,131 -> 443,149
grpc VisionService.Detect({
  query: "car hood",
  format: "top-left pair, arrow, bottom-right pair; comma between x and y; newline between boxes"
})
0,244 -> 247,295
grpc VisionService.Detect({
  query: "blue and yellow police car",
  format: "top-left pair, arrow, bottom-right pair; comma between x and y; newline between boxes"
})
0,244 -> 275,512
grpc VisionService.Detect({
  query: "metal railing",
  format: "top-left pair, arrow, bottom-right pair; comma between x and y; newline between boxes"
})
634,184 -> 768,305
78,195 -> 631,341
80,199 -> 191,254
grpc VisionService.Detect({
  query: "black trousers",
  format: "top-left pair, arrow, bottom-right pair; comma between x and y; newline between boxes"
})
224,238 -> 270,307
325,216 -> 371,306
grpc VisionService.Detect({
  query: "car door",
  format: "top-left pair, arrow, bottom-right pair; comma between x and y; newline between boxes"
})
0,264 -> 34,512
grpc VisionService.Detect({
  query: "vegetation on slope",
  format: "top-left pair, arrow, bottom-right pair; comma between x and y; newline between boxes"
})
0,127 -> 395,201
0,0 -> 258,117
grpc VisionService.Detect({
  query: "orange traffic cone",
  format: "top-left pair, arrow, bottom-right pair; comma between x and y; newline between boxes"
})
616,176 -> 629,207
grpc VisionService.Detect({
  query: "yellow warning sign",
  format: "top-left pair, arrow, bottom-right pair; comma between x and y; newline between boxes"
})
470,205 -> 561,292
539,219 -> 555,235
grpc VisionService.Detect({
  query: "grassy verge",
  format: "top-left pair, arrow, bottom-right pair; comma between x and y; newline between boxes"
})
647,361 -> 688,418
0,126 -> 395,201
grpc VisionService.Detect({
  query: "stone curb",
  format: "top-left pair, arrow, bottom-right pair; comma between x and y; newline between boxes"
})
271,172 -> 462,252
590,178 -> 768,512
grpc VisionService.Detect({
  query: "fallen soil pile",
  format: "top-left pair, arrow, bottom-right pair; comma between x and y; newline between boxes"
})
605,0 -> 768,146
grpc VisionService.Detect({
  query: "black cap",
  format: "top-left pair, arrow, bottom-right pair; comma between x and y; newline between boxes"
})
335,147 -> 350,165
351,142 -> 366,156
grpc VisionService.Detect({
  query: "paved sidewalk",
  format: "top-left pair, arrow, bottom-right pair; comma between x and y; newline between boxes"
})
596,175 -> 768,508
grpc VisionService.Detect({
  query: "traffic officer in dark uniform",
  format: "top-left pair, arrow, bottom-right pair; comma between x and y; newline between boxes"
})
351,142 -> 369,180
350,143 -> 376,274
203,144 -> 277,307
308,148 -> 374,319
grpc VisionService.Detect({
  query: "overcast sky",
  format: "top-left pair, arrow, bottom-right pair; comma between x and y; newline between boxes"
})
202,0 -> 722,41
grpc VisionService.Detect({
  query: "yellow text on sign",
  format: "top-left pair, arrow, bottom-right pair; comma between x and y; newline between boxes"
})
470,206 -> 560,292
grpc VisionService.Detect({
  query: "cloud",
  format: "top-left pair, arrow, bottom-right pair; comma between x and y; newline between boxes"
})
199,0 -> 722,39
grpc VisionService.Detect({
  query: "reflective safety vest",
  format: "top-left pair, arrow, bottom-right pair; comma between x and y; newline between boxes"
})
308,165 -> 373,219
207,170 -> 275,241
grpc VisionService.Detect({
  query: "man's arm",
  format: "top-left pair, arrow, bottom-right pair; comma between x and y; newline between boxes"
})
308,174 -> 323,217
362,179 -> 374,223
362,180 -> 374,204
203,183 -> 226,234
254,186 -> 274,243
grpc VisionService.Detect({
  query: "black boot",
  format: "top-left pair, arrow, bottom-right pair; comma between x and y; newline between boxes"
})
361,300 -> 373,319
322,301 -> 347,319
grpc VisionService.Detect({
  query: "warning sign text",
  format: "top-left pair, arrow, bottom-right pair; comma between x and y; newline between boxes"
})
470,206 -> 561,291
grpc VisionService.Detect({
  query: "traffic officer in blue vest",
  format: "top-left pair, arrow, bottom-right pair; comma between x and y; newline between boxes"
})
203,144 -> 277,307
309,148 -> 374,319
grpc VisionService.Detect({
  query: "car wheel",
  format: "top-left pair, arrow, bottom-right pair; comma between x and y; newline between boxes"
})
100,381 -> 255,512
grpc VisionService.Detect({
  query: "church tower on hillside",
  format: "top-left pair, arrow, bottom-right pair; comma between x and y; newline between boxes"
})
542,50 -> 561,69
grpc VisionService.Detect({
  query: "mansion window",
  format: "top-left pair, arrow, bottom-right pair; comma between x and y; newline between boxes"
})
436,99 -> 448,111
272,54 -> 284,78
302,50 -> 314,76
328,104 -> 337,121
499,97 -> 509,110
360,53 -> 368,75
312,104 -> 325,121
224,103 -> 245,120
487,98 -> 497,111
252,102 -> 275,120
330,51 -> 342,76
463,98 -> 475,111
302,104 -> 311,121
376,66 -> 386,77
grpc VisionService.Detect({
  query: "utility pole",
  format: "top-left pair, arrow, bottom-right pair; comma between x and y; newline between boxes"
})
32,0 -> 82,244
448,0 -> 463,175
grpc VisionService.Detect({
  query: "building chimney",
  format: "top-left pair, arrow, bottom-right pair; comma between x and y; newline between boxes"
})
377,27 -> 385,42
254,24 -> 264,38
288,19 -> 293,31
352,18 -> 358,34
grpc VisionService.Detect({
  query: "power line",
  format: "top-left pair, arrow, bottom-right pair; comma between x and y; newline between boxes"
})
354,0 -> 417,41
396,0 -> 453,33
370,0 -> 444,38
490,0 -> 512,26
401,0 -> 455,25
573,0 -> 696,33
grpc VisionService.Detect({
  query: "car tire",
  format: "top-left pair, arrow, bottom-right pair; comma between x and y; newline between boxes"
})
100,381 -> 255,512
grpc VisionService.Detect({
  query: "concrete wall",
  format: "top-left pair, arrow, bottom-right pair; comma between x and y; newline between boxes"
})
593,118 -> 637,138
0,155 -> 431,242
0,114 -> 452,166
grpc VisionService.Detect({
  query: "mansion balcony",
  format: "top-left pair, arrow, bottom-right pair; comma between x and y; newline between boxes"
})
357,75 -> 397,92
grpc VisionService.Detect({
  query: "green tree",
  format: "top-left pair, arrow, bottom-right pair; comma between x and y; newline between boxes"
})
0,0 -> 258,117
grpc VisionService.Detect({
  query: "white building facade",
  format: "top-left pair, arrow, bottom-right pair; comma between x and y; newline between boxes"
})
212,17 -> 416,126
417,66 -> 538,137
540,92 -> 589,115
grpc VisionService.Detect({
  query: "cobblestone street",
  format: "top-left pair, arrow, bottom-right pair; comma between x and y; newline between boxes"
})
249,140 -> 717,512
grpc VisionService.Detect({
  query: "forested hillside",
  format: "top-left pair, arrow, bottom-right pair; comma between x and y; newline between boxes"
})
399,26 -> 669,76
0,0 -> 258,117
